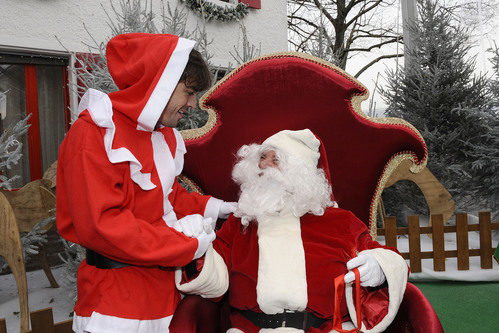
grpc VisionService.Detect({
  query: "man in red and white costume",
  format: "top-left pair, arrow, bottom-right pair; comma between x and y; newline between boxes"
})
57,33 -> 237,332
176,129 -> 408,332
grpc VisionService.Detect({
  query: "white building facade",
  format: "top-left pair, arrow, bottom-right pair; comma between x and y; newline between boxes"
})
0,0 -> 287,186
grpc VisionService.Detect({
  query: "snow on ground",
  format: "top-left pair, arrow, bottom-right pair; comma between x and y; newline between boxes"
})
0,266 -> 74,333
377,213 -> 499,281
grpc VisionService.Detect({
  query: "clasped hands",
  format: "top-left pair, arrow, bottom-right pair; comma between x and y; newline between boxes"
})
173,201 -> 238,259
344,252 -> 386,287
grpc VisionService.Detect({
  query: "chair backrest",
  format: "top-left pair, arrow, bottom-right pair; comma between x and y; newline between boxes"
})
180,52 -> 427,235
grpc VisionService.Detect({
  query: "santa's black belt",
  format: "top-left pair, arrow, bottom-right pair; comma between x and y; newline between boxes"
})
86,249 -> 131,269
239,309 -> 327,330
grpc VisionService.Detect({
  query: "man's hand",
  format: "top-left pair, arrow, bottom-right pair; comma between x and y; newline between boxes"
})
218,201 -> 238,219
173,214 -> 213,237
344,252 -> 386,287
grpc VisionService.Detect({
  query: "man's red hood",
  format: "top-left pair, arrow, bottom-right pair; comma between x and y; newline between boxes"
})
75,33 -> 195,191
106,33 -> 195,132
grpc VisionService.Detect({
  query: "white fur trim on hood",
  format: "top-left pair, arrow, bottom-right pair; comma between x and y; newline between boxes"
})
78,88 -> 156,190
137,37 -> 195,132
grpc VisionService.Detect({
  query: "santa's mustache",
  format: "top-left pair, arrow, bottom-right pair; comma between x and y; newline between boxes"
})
232,144 -> 334,226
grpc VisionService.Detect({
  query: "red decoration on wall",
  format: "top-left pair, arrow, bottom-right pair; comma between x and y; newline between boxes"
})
24,64 -> 42,180
62,65 -> 71,132
239,0 -> 261,9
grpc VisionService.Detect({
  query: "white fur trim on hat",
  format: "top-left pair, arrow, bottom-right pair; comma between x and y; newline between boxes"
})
262,129 -> 320,169
345,248 -> 408,333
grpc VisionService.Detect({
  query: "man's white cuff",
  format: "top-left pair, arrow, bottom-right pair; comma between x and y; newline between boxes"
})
204,197 -> 223,222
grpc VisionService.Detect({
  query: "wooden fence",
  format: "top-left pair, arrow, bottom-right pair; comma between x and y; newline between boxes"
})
377,212 -> 499,273
0,308 -> 72,333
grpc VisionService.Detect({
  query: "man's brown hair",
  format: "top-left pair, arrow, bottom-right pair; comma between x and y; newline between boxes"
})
180,49 -> 212,92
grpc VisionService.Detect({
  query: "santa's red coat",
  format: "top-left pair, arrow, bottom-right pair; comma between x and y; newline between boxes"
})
179,207 -> 407,332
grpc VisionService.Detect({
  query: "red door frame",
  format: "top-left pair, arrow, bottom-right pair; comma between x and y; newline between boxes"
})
62,65 -> 71,132
24,64 -> 42,180
23,63 -> 71,181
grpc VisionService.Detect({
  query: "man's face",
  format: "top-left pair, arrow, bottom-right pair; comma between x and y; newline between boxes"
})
156,82 -> 198,128
259,150 -> 280,170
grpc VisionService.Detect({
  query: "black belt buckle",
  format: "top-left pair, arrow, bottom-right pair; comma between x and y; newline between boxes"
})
302,310 -> 308,330
282,309 -> 303,328
239,308 -> 326,330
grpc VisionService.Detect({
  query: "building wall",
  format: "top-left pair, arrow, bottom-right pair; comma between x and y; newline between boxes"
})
0,0 -> 288,67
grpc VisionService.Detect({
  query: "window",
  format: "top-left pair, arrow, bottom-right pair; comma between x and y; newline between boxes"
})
0,50 -> 70,188
212,66 -> 229,82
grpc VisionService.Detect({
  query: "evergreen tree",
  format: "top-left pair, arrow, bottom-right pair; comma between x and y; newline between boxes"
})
380,0 -> 498,222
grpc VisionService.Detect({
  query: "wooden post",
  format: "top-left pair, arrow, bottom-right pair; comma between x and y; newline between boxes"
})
384,216 -> 398,248
54,319 -> 73,333
30,308 -> 55,333
38,246 -> 60,288
456,213 -> 469,270
0,318 -> 6,333
479,211 -> 492,269
408,215 -> 422,273
431,214 -> 445,271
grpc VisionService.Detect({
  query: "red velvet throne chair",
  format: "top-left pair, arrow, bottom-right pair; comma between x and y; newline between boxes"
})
171,52 -> 444,332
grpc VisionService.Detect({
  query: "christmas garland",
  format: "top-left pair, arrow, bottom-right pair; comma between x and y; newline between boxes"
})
180,0 -> 249,22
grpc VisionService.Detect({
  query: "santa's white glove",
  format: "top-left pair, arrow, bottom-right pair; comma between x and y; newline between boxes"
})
193,229 -> 216,260
173,214 -> 213,237
344,252 -> 386,287
218,201 -> 238,219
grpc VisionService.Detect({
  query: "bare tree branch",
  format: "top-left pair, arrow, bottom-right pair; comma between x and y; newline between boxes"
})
354,53 -> 402,78
288,0 -> 401,72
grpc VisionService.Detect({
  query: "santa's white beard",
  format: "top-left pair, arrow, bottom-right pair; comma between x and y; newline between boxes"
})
236,168 -> 291,222
232,144 -> 334,226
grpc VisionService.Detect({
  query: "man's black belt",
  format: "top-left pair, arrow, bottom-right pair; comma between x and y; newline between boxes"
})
239,309 -> 327,330
86,249 -> 131,269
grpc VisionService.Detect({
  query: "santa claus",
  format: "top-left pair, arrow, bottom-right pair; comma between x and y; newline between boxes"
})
176,129 -> 408,332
